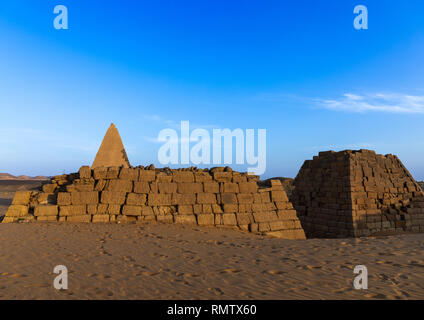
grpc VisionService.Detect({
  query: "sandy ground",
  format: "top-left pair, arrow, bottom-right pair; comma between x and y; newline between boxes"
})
0,222 -> 423,300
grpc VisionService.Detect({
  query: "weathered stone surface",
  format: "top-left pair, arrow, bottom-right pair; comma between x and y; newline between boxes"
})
177,205 -> 193,215
158,182 -> 177,194
126,193 -> 146,206
173,172 -> 194,183
172,193 -> 196,205
92,214 -> 110,223
139,170 -> 156,182
119,168 -> 139,180
101,191 -> 126,205
134,181 -> 150,194
105,180 -> 133,192
148,194 -> 171,206
57,192 -> 71,205
12,191 -> 32,205
6,205 -> 29,217
177,183 -> 203,194
34,205 -> 58,217
197,193 -> 216,204
197,214 -> 215,225
67,215 -> 91,223
79,166 -> 92,179
222,213 -> 237,225
71,192 -> 98,205
59,205 -> 87,216
174,214 -> 197,224
122,205 -> 142,216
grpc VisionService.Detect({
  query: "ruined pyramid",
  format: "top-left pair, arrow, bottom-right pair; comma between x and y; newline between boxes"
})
92,123 -> 130,168
291,149 -> 424,238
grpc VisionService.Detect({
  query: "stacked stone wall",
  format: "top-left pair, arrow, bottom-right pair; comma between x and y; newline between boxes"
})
3,166 -> 306,239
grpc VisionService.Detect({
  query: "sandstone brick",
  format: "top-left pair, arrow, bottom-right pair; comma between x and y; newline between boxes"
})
12,191 -> 32,205
34,205 -> 58,217
79,166 -> 92,179
222,213 -> 237,225
197,193 -> 217,204
126,193 -> 147,205
71,191 -> 99,205
107,204 -> 121,215
193,204 -> 202,214
158,182 -> 177,194
173,171 -> 194,183
172,193 -> 196,205
94,179 -> 107,191
93,167 -> 108,179
177,183 -> 203,194
106,166 -> 120,179
277,209 -> 299,220
37,193 -> 56,205
97,204 -> 108,214
87,204 -> 98,215
122,205 -> 142,216
237,193 -> 253,204
134,181 -> 150,194
203,181 -> 219,193
212,204 -> 223,214
222,182 -> 239,193
271,191 -> 289,202
236,213 -> 253,225
213,172 -> 232,182
175,214 -> 197,224
92,214 -> 110,223
37,216 -> 58,222
148,194 -> 171,206
197,214 -> 215,225
5,205 -> 28,217
101,191 -> 126,205
59,205 -> 86,216
139,170 -> 156,182
57,192 -> 71,205
258,222 -> 271,232
67,215 -> 91,223
105,180 -> 133,193
119,168 -> 139,180
220,193 -> 237,204
223,204 -> 238,213
42,184 -> 57,193
202,204 -> 213,214
156,173 -> 173,183
194,172 -> 212,182
238,182 -> 257,193
253,211 -> 278,223
177,205 -> 193,214
157,215 -> 174,223
141,206 -> 154,216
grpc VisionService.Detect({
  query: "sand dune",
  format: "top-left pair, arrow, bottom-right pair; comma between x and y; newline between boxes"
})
0,222 -> 423,300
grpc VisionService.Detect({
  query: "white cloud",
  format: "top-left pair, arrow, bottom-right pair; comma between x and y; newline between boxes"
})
317,93 -> 424,114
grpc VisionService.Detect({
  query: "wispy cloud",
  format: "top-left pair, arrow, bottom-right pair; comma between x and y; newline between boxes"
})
317,93 -> 424,114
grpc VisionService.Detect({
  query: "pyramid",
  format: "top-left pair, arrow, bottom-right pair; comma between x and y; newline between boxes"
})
92,123 -> 130,168
291,149 -> 424,238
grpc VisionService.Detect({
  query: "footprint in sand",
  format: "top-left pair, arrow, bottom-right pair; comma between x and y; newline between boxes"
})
219,268 -> 242,274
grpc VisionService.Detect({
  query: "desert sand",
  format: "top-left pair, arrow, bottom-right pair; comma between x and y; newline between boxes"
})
0,222 -> 423,300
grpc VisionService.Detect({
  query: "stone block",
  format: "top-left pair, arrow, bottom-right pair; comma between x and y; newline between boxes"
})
213,172 -> 232,182
194,172 -> 212,182
57,192 -> 71,205
178,205 -> 193,214
172,193 -> 196,205
34,205 -> 58,217
174,214 -> 197,224
92,214 -> 110,223
238,182 -> 258,193
93,167 -> 108,179
12,191 -> 32,205
220,193 -> 238,204
222,213 -> 237,225
119,168 -> 139,180
237,193 -> 254,204
122,205 -> 142,216
158,182 -> 177,194
173,171 -> 194,183
139,170 -> 156,182
101,191 -> 126,205
126,193 -> 147,205
148,194 -> 171,206
106,166 -> 120,179
5,205 -> 28,217
105,179 -> 133,192
177,183 -> 203,194
197,193 -> 217,204
203,182 -> 219,193
67,215 -> 91,223
222,183 -> 239,193
71,191 -> 99,205
197,214 -> 215,225
59,205 -> 87,216
134,182 -> 150,193
79,166 -> 92,179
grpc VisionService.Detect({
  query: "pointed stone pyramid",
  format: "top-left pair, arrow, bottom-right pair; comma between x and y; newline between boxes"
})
92,123 -> 130,168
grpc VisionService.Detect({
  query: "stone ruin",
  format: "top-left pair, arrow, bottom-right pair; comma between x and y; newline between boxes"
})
2,124 -> 306,240
291,149 -> 424,238
4,123 -> 424,240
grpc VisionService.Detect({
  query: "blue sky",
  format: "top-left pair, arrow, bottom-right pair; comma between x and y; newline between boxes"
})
0,0 -> 423,179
